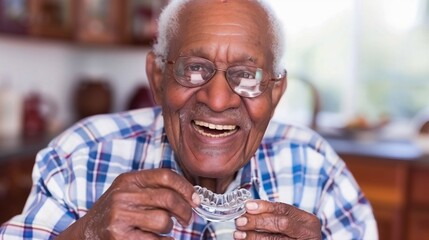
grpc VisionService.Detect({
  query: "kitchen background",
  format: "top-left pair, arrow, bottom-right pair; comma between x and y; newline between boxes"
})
0,0 -> 165,137
0,0 -> 428,240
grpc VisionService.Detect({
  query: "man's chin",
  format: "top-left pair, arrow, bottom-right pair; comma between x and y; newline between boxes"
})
182,159 -> 239,179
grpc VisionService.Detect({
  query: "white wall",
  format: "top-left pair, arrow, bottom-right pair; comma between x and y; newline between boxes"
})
0,36 -> 304,136
0,36 -> 150,130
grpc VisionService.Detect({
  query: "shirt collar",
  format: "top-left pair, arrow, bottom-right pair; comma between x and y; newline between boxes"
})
158,128 -> 262,195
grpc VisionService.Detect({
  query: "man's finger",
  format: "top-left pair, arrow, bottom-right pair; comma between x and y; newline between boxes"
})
119,189 -> 194,227
244,200 -> 294,215
237,200 -> 321,238
234,230 -> 296,240
235,212 -> 289,234
118,169 -> 200,207
105,207 -> 174,235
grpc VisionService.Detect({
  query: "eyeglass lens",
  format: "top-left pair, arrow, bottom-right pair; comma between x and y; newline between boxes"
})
172,56 -> 270,98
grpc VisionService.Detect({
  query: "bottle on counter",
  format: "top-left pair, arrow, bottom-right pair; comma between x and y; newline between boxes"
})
21,91 -> 53,137
73,76 -> 113,120
0,80 -> 23,139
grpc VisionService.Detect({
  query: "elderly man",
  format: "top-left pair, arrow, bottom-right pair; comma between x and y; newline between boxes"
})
0,0 -> 377,239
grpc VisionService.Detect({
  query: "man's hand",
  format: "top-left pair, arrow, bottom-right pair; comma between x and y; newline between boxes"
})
234,200 -> 322,240
57,169 -> 199,240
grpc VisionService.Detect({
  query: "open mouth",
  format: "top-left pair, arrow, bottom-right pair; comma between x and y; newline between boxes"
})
193,120 -> 239,138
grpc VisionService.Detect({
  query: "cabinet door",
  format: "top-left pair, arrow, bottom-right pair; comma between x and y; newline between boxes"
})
342,155 -> 408,240
0,156 -> 35,223
407,165 -> 429,240
409,166 -> 429,206
407,210 -> 429,240
374,206 -> 404,240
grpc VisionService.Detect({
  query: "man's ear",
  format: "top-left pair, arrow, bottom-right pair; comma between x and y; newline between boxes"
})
271,75 -> 287,108
146,51 -> 164,105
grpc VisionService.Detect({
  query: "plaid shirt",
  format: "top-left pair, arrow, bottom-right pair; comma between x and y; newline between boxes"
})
0,107 -> 377,239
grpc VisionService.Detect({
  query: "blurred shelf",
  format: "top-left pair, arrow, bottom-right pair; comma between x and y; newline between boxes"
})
0,0 -> 167,47
0,32 -> 153,50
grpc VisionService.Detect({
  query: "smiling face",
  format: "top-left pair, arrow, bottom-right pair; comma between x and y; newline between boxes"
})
147,0 -> 286,191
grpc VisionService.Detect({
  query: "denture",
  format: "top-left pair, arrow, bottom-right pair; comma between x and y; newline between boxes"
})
193,185 -> 252,222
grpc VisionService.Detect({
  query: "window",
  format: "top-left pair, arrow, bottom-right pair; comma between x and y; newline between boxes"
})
269,0 -> 429,129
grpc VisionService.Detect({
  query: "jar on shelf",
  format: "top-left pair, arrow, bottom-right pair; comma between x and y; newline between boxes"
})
73,77 -> 113,120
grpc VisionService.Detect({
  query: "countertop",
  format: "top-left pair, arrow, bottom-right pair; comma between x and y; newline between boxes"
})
0,134 -> 53,162
318,125 -> 428,162
323,135 -> 425,161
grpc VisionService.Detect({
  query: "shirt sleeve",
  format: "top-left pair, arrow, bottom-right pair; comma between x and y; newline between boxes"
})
0,110 -> 158,240
0,147 -> 79,240
317,161 -> 379,240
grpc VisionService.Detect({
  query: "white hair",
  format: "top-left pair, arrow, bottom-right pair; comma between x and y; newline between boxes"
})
153,0 -> 286,74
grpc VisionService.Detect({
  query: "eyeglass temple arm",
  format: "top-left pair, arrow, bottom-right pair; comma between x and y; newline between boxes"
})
271,69 -> 287,82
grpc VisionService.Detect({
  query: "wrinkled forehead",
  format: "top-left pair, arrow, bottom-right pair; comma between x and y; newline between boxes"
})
170,0 -> 274,61
179,0 -> 270,37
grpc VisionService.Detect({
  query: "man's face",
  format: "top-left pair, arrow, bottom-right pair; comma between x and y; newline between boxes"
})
150,0 -> 285,181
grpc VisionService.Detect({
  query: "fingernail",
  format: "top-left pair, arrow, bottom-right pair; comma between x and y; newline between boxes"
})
234,231 -> 246,239
246,201 -> 258,210
192,192 -> 200,205
235,217 -> 247,226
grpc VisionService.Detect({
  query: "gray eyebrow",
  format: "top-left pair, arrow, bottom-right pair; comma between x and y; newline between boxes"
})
177,47 -> 260,66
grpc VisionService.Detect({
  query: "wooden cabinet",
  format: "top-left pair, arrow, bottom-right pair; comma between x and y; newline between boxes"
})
407,165 -> 429,240
29,0 -> 73,38
342,154 -> 429,240
407,210 -> 429,240
0,0 -> 168,45
74,0 -> 128,44
409,166 -> 429,206
0,134 -> 51,224
0,155 -> 35,223
342,155 -> 409,240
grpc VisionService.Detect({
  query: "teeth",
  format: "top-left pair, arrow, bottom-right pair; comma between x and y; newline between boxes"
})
194,120 -> 237,130
193,120 -> 238,138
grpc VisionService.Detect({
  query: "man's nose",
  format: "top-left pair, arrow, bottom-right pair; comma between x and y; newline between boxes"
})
195,71 -> 241,112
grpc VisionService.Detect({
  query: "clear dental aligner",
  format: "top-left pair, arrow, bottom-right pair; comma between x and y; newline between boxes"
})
193,185 -> 252,222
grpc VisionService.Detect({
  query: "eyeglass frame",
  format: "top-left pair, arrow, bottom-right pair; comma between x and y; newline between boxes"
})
161,56 -> 287,98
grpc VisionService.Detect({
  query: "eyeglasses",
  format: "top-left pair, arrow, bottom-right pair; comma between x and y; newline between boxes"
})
162,56 -> 286,98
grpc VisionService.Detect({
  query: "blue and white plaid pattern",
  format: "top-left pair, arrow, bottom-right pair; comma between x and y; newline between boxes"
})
0,107 -> 377,239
